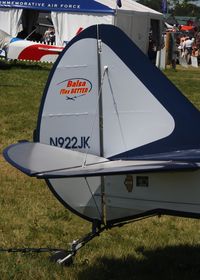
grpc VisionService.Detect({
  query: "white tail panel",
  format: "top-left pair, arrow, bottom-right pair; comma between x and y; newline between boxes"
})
100,43 -> 175,158
39,38 -> 100,156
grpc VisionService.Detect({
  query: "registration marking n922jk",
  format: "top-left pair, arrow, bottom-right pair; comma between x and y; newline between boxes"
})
50,136 -> 90,149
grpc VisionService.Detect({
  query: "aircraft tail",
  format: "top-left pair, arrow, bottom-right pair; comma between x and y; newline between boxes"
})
3,24 -> 200,224
35,24 -> 200,160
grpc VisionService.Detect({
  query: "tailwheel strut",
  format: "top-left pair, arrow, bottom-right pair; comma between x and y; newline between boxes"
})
50,221 -> 106,266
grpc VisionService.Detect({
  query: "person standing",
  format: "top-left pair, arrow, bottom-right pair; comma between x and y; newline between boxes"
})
183,36 -> 194,64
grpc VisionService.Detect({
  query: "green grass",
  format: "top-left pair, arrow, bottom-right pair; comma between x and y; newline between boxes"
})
1,61 -> 200,279
164,66 -> 200,110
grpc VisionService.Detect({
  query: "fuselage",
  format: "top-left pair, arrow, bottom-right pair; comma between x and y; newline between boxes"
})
47,169 -> 200,223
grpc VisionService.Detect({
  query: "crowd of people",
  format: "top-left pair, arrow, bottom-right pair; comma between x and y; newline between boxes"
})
177,32 -> 200,65
148,27 -> 200,67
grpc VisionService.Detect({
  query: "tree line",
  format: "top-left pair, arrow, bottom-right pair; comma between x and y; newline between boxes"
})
137,0 -> 200,17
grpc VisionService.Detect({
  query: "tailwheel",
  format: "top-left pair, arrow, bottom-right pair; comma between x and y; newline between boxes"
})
50,221 -> 106,265
50,250 -> 74,266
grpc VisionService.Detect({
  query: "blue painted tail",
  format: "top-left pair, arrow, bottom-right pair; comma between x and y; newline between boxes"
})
35,24 -> 200,160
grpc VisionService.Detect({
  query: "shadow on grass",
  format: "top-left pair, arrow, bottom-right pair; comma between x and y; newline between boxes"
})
0,60 -> 12,70
0,60 -> 51,71
77,245 -> 200,280
11,62 -> 51,71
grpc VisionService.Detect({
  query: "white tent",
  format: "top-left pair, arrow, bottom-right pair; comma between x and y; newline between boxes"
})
0,0 -> 163,54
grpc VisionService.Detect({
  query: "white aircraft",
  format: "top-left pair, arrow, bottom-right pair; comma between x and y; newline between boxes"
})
0,29 -> 63,63
3,24 -> 200,265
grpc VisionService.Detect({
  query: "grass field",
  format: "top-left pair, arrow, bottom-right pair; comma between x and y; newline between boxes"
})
0,61 -> 200,280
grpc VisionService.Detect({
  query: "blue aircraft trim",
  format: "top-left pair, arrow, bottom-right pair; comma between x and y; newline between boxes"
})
77,25 -> 200,159
10,37 -> 23,43
119,149 -> 200,162
37,24 -> 200,160
3,142 -> 35,176
96,25 -> 200,159
36,24 -> 200,160
36,161 -> 198,179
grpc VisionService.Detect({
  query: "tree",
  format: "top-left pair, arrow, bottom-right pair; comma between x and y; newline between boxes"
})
137,0 -> 163,12
170,0 -> 200,17
137,0 -> 200,17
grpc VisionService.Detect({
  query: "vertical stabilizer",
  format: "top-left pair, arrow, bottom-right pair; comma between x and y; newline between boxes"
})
36,24 -> 200,160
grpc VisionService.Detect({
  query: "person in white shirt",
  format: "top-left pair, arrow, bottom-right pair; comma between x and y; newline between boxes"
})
183,36 -> 194,64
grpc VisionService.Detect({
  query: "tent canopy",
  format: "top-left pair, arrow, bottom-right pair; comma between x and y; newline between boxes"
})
0,0 -> 162,15
0,0 -> 114,13
0,0 -> 163,54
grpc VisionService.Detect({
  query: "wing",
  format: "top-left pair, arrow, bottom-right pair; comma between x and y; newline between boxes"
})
3,142 -> 199,179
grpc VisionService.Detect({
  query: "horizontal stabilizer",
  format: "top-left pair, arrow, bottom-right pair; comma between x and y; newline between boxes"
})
37,160 -> 198,178
3,142 -> 107,176
3,142 -> 199,179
